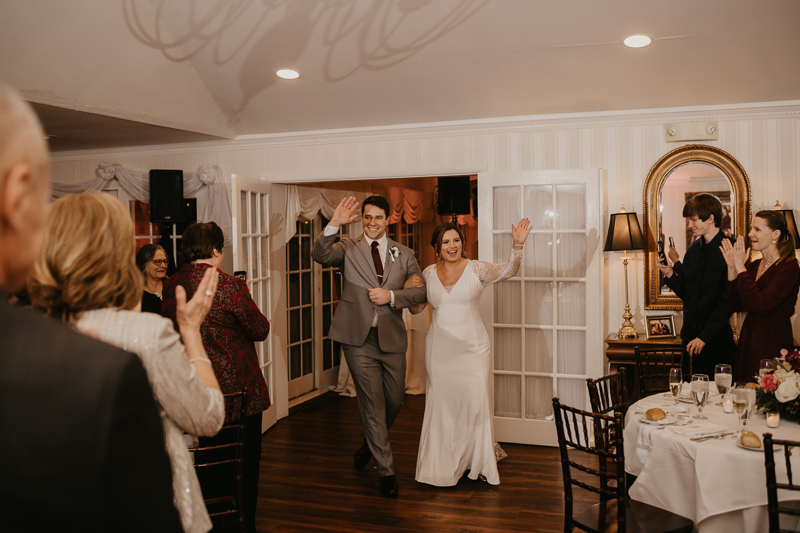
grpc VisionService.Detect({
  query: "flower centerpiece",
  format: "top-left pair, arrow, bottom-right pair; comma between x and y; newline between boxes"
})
756,348 -> 800,422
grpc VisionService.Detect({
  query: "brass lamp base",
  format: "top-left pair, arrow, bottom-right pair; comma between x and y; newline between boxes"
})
618,326 -> 639,339
618,258 -> 639,339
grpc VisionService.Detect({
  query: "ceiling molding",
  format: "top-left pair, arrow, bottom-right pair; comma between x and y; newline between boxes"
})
50,100 -> 800,163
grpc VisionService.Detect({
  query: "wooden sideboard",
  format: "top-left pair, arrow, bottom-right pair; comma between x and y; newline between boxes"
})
604,333 -> 682,402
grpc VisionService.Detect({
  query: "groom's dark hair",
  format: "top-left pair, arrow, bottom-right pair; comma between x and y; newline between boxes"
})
362,195 -> 391,218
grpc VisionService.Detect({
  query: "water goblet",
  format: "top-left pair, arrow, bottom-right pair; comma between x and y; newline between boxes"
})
691,374 -> 709,420
669,367 -> 683,407
760,359 -> 774,377
714,364 -> 732,406
732,383 -> 751,437
741,386 -> 757,431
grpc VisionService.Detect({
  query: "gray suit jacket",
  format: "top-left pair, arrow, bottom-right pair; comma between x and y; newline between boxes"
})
312,232 -> 427,353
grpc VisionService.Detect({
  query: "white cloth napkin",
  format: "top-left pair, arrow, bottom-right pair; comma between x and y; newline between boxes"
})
668,422 -> 729,437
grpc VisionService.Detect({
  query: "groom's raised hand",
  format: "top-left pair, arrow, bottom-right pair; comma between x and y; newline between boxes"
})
330,196 -> 361,227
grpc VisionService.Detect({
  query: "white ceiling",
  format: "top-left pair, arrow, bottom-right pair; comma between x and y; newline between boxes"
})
1,0 -> 799,151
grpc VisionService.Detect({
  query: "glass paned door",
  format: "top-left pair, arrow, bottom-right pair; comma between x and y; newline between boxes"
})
286,220 -> 314,399
478,170 -> 603,446
231,175 -> 275,432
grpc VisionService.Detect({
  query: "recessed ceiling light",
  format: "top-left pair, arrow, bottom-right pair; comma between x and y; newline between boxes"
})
276,69 -> 301,80
623,35 -> 652,48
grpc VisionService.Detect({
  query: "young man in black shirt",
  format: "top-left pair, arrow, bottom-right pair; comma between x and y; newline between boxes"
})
658,193 -> 735,377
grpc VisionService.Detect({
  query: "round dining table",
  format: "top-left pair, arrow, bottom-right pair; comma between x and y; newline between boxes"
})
625,391 -> 800,533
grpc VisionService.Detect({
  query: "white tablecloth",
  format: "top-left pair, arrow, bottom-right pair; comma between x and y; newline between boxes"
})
625,393 -> 800,533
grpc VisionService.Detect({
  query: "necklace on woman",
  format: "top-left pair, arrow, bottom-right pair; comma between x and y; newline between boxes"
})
756,254 -> 778,281
144,281 -> 162,299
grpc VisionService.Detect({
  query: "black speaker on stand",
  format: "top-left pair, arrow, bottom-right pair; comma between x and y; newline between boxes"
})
149,170 -> 185,224
437,176 -> 472,223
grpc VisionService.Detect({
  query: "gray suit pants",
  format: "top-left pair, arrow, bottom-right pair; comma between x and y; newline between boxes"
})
344,328 -> 406,477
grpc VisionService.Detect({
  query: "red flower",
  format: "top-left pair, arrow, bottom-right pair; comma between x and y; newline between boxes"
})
785,349 -> 800,371
760,372 -> 779,392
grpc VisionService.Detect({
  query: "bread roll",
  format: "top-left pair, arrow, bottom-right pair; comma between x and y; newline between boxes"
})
740,431 -> 762,448
646,408 -> 666,421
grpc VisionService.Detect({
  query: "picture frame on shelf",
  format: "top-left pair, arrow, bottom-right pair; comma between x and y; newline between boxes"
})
645,315 -> 676,340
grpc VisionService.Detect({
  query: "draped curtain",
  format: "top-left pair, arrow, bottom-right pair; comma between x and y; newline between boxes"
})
283,183 -> 474,244
51,162 -> 233,246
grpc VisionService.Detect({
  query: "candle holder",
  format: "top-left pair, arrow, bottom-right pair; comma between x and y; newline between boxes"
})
722,394 -> 734,413
767,411 -> 780,428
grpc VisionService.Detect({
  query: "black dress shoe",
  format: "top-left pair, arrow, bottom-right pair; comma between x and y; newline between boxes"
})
354,439 -> 372,471
379,475 -> 398,498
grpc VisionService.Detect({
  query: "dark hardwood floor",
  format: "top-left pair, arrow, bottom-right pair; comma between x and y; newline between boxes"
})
255,393 -> 594,533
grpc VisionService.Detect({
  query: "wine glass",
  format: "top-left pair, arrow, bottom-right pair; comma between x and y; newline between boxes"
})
714,364 -> 732,406
733,384 -> 750,437
741,386 -> 757,431
760,359 -> 774,377
691,374 -> 709,420
669,367 -> 683,408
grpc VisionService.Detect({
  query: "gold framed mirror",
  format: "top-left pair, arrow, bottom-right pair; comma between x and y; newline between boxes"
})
643,144 -> 751,309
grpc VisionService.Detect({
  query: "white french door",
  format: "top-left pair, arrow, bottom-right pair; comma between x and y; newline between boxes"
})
231,175 -> 276,432
478,170 -> 604,446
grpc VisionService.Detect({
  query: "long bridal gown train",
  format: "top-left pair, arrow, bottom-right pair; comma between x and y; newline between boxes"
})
415,250 -> 522,486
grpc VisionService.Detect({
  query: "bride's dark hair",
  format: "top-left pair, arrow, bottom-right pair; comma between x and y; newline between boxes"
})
431,222 -> 468,262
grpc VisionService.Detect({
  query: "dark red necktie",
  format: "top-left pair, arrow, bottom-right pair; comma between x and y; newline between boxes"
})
371,241 -> 384,283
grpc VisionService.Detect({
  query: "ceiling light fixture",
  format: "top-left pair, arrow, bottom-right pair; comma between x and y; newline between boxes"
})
276,69 -> 301,80
623,35 -> 652,48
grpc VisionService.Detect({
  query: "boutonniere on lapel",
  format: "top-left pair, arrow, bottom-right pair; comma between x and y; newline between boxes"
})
389,246 -> 400,262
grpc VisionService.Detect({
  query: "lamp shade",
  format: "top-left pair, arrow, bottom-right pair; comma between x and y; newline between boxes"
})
604,211 -> 646,252
777,209 -> 800,249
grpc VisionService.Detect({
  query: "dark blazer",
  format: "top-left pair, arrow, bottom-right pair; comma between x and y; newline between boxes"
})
312,232 -> 426,352
0,297 -> 182,533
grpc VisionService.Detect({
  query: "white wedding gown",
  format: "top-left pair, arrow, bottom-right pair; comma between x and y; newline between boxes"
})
415,250 -> 522,486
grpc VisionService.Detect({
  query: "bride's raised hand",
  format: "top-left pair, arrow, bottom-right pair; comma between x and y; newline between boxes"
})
511,218 -> 532,247
330,196 -> 361,227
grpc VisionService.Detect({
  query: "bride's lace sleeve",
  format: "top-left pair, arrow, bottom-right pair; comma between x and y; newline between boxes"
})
472,248 -> 523,287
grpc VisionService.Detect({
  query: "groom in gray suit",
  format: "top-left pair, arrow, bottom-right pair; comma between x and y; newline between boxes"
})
312,195 -> 426,497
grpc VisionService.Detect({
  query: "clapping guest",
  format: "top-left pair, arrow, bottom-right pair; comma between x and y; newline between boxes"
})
28,192 -> 224,533
136,243 -> 168,314
721,210 -> 800,382
162,221 -> 270,533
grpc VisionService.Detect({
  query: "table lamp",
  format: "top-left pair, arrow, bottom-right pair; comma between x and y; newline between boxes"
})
773,201 -> 800,249
604,205 -> 646,339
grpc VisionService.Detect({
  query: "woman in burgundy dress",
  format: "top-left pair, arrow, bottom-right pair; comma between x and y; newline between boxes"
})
721,210 -> 800,382
162,221 -> 270,533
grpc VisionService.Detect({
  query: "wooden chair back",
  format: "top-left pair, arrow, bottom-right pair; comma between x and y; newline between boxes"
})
193,390 -> 248,533
586,368 -> 629,424
552,397 -> 694,533
634,347 -> 683,397
764,433 -> 800,533
553,397 -> 625,532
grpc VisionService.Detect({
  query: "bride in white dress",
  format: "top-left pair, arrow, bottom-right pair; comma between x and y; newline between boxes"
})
411,219 -> 531,486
